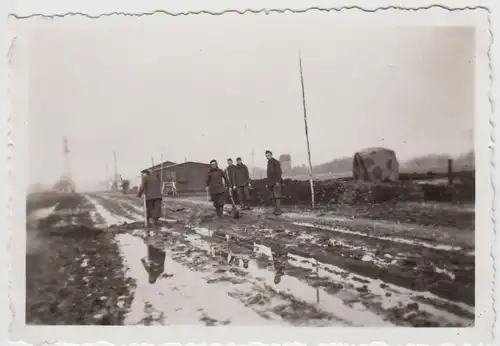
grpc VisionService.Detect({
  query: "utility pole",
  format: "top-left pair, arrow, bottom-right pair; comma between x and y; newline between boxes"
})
62,136 -> 75,193
160,154 -> 164,193
299,51 -> 315,209
251,148 -> 255,178
105,161 -> 109,191
63,137 -> 70,179
113,151 -> 119,191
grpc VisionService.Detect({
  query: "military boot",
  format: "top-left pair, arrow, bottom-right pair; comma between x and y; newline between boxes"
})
273,199 -> 282,216
216,207 -> 223,218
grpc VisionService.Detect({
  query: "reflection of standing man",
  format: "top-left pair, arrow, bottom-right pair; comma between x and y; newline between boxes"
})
140,236 -> 167,284
137,169 -> 163,228
265,150 -> 283,215
271,243 -> 288,284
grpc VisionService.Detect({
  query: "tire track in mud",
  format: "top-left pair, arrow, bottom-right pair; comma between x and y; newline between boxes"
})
169,226 -> 473,327
88,194 -> 375,326
110,193 -> 475,308
91,193 -> 473,326
26,193 -> 133,325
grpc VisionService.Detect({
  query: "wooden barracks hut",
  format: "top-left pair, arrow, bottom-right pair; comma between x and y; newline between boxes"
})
146,160 -> 211,193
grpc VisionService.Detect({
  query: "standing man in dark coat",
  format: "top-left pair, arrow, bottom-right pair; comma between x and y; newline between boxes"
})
234,157 -> 252,210
225,158 -> 236,191
137,169 -> 163,228
265,150 -> 283,215
206,160 -> 230,218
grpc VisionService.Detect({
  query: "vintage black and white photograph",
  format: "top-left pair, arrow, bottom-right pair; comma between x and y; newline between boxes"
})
10,9 -> 490,333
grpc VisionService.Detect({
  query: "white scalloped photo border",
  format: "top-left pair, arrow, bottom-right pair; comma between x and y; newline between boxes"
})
1,1 -> 496,346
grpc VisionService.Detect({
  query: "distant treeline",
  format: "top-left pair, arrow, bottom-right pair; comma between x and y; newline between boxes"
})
249,150 -> 474,179
402,151 -> 474,173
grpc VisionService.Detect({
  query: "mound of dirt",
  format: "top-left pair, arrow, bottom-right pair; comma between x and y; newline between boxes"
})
242,179 -> 424,206
239,176 -> 474,207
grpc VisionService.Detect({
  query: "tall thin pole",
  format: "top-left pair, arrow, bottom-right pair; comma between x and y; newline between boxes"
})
105,161 -> 109,191
251,148 -> 255,178
160,154 -> 164,194
299,51 -> 315,209
315,259 -> 320,304
113,151 -> 119,190
151,157 -> 155,171
63,137 -> 70,179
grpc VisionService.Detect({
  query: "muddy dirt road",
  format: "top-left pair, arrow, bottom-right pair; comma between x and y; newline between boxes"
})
26,191 -> 474,327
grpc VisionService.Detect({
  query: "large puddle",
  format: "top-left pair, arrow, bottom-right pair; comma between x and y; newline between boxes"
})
115,230 -> 394,326
86,193 -> 474,326
187,227 -> 473,325
116,233 -> 274,325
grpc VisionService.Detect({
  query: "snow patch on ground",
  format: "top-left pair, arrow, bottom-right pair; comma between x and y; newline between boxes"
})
27,204 -> 59,223
292,221 -> 464,252
84,195 -> 136,226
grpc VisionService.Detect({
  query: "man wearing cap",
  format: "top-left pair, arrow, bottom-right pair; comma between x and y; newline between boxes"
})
137,169 -> 163,228
206,159 -> 230,218
234,157 -> 252,210
265,150 -> 283,215
225,158 -> 236,191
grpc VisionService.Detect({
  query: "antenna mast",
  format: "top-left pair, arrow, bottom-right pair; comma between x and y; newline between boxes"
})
60,136 -> 75,193
63,137 -> 71,179
113,151 -> 119,190
298,51 -> 315,209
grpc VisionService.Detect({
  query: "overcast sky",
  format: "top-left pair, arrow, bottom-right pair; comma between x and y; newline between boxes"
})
26,13 -> 474,188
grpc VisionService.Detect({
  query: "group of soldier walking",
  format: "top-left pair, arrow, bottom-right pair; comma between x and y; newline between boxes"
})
205,150 -> 283,217
137,150 -> 284,227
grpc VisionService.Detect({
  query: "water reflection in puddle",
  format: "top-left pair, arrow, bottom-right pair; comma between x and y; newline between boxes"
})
117,231 -> 273,325
116,226 -> 392,326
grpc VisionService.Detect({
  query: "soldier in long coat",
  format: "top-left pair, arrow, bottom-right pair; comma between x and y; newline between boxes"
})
265,150 -> 283,215
206,160 -> 230,218
137,169 -> 163,228
234,157 -> 252,210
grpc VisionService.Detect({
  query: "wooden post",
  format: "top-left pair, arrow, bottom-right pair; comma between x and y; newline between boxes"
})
105,162 -> 109,191
447,158 -> 453,186
160,154 -> 164,195
113,151 -> 119,192
299,51 -> 315,209
315,258 -> 320,304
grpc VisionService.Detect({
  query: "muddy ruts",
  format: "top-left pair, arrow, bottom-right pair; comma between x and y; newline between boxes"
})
36,193 -> 99,233
207,227 -> 474,306
26,193 -> 134,325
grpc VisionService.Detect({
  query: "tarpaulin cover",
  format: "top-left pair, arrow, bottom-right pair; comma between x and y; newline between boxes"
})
352,147 -> 399,182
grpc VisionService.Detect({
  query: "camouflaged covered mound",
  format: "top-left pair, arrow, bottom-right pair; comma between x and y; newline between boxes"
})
353,147 -> 399,182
